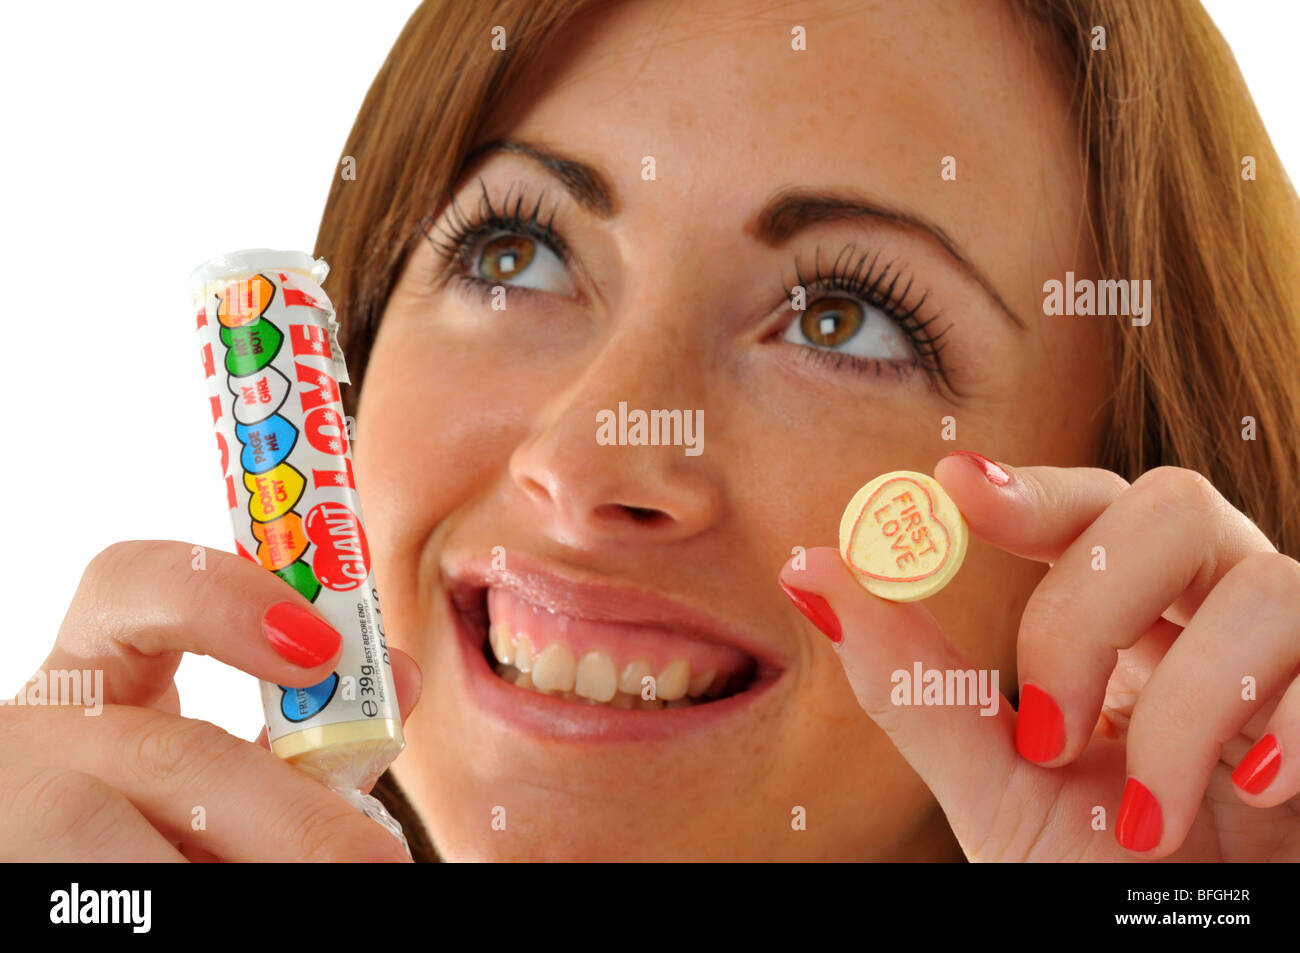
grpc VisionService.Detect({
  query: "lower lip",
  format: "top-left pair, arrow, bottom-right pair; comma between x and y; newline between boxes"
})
449,593 -> 785,743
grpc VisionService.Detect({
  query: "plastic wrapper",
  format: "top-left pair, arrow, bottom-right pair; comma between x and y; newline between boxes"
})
189,249 -> 407,853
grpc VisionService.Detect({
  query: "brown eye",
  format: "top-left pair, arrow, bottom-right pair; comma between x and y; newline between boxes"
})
466,230 -> 575,297
783,293 -> 912,363
478,235 -> 535,282
800,298 -> 864,347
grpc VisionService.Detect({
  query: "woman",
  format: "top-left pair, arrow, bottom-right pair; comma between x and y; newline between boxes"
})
5,0 -> 1299,861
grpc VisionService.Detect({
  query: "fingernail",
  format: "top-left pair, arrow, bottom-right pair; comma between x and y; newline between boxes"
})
949,450 -> 1011,486
1116,777 -> 1162,852
263,602 -> 341,667
1232,733 -> 1281,795
779,581 -> 841,644
1015,683 -> 1066,762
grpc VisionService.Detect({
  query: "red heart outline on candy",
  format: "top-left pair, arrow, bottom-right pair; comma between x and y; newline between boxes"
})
304,502 -> 371,592
846,476 -> 952,583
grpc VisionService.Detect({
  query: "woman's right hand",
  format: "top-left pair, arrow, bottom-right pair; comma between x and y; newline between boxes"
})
0,540 -> 421,862
780,457 -> 1300,861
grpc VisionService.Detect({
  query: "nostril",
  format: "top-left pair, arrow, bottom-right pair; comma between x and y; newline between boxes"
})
624,505 -> 661,523
516,473 -> 553,507
593,503 -> 666,525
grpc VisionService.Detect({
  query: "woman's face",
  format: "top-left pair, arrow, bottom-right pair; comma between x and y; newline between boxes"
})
358,0 -> 1108,859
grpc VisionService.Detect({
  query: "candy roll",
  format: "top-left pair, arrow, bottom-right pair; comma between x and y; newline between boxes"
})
189,249 -> 406,848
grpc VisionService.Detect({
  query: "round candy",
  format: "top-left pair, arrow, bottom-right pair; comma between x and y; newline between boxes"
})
838,470 -> 968,602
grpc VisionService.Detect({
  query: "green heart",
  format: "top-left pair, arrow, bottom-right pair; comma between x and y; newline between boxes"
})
221,319 -> 284,376
274,560 -> 322,603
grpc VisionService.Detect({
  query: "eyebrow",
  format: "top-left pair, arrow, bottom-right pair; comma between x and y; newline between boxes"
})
457,138 -> 1026,329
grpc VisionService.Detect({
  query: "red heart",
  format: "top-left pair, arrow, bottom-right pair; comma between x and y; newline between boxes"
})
304,502 -> 371,592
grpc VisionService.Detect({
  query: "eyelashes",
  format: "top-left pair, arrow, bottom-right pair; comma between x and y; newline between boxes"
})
422,177 -> 955,390
781,246 -> 952,386
425,178 -> 570,295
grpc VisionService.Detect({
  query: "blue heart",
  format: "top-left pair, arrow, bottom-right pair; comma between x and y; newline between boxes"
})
278,673 -> 338,723
235,413 -> 298,474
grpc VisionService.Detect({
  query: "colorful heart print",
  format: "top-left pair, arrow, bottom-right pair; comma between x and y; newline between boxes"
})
244,462 -> 305,523
235,413 -> 298,474
279,673 -> 339,723
221,318 -> 283,376
274,559 -> 322,603
838,471 -> 968,603
251,512 -> 309,571
228,366 -> 291,425
217,274 -> 275,328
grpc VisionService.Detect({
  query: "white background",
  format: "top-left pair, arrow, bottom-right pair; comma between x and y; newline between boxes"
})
1,1 -> 1295,741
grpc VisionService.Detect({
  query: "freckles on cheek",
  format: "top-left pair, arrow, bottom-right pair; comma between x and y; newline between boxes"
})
353,336 -> 518,555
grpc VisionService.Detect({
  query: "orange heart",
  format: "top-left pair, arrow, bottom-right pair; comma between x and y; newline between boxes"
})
217,274 -> 274,328
251,512 -> 308,571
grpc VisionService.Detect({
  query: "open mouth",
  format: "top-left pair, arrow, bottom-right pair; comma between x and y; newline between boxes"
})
449,570 -> 779,712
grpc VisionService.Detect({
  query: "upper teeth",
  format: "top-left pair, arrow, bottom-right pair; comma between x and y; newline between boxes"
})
574,651 -> 617,702
488,624 -> 725,705
618,659 -> 651,694
531,643 -> 576,693
490,623 -> 515,666
514,632 -> 535,673
656,659 -> 689,701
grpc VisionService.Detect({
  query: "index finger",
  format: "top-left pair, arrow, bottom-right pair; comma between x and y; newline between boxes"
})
933,452 -> 1131,563
43,539 -> 343,708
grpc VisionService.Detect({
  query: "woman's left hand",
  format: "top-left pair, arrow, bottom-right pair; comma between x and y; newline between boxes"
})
780,455 -> 1300,860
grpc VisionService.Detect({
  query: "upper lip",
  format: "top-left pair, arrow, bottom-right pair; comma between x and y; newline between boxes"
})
444,551 -> 787,672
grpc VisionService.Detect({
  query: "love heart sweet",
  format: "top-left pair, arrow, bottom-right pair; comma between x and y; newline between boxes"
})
838,470 -> 968,602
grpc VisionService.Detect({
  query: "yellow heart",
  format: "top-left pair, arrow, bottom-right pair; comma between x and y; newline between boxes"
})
838,471 -> 967,602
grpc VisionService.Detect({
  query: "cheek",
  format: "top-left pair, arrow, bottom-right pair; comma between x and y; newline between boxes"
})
350,325 -> 517,632
945,321 -> 1110,467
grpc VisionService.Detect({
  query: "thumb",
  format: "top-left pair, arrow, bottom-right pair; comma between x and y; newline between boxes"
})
779,546 -> 1017,849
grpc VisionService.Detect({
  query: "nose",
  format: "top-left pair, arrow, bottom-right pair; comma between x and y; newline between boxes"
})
508,329 -> 723,549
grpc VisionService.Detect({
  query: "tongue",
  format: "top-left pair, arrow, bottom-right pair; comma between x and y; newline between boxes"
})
487,587 -> 753,684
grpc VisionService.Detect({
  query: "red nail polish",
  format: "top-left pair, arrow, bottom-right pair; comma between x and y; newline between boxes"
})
263,602 -> 341,667
1232,734 -> 1281,795
1116,778 -> 1162,852
949,450 -> 1011,486
779,581 -> 841,643
1016,683 -> 1066,762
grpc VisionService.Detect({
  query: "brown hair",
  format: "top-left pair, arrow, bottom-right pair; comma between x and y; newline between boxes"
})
1017,0 -> 1300,553
315,0 -> 1300,860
